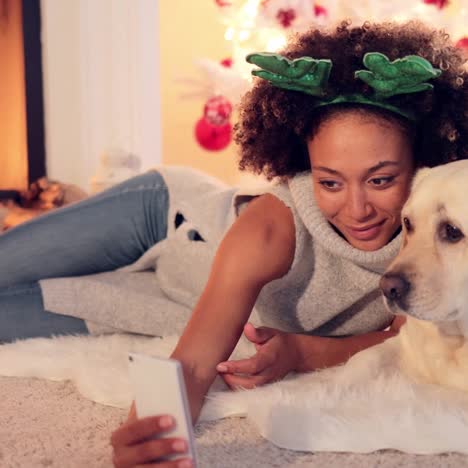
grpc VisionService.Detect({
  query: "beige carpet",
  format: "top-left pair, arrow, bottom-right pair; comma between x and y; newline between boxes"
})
2,376 -> 468,468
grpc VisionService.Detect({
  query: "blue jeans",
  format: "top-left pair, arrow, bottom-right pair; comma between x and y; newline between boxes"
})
0,171 -> 169,343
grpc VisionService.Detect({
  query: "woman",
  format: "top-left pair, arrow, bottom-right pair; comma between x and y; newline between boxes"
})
1,21 -> 467,468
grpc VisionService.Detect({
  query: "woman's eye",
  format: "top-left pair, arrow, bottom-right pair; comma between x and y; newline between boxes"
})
319,180 -> 340,190
369,176 -> 395,187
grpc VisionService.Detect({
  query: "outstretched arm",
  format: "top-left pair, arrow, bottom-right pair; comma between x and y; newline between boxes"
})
111,194 -> 295,466
170,194 -> 295,422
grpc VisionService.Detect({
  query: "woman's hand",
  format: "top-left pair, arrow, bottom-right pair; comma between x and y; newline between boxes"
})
216,318 -> 408,387
216,323 -> 299,389
110,406 -> 193,468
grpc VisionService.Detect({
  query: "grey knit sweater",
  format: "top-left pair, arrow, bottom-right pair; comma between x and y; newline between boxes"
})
40,166 -> 400,337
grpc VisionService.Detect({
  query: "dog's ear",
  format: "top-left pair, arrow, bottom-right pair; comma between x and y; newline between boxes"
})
411,167 -> 432,191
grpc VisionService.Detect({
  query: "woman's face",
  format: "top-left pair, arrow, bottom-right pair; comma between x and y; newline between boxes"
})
307,113 -> 415,251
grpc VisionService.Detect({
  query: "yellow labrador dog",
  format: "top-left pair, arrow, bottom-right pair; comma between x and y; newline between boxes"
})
380,160 -> 468,393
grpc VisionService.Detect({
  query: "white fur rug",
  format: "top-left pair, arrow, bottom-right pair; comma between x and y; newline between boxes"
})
1,332 -> 468,455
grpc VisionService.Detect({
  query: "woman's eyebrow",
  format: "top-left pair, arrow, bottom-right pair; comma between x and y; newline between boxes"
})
365,161 -> 400,176
312,166 -> 342,176
312,161 -> 399,178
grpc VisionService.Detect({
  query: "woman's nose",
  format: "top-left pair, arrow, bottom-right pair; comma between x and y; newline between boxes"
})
346,188 -> 373,221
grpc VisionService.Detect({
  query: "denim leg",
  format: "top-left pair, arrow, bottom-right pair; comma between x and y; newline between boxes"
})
0,282 -> 88,343
0,171 -> 169,341
0,171 -> 169,288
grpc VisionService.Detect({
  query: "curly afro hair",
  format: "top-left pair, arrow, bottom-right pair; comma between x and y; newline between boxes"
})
235,20 -> 468,180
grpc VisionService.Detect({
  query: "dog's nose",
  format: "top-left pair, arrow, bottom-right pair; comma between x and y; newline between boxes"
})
380,273 -> 411,302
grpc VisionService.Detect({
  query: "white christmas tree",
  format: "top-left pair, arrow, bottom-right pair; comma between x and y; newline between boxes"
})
188,0 -> 468,151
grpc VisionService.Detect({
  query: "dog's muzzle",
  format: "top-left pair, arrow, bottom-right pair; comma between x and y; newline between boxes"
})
380,273 -> 411,307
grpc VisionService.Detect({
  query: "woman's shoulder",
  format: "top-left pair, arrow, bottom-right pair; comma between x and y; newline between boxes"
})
252,190 -> 293,213
222,193 -> 296,283
242,193 -> 295,236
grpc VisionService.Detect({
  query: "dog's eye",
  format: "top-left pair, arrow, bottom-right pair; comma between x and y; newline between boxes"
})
403,217 -> 412,232
440,222 -> 464,243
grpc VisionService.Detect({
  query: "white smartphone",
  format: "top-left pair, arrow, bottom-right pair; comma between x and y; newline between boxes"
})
127,353 -> 198,465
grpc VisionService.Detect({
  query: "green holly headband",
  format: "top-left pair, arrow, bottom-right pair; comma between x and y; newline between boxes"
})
246,52 -> 442,121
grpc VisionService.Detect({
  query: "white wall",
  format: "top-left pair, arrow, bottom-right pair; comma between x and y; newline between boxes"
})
40,0 -> 162,191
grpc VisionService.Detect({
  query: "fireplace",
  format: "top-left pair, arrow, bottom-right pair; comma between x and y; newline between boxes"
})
0,0 -> 45,195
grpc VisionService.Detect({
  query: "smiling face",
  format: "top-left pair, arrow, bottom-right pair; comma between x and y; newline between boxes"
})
307,111 -> 415,251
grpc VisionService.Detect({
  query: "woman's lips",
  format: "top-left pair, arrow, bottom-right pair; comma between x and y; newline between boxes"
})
345,220 -> 386,241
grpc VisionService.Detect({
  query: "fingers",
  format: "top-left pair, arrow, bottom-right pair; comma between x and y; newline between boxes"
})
243,322 -> 276,345
222,372 -> 272,389
217,353 -> 271,375
111,414 -> 195,468
135,459 -> 193,468
113,437 -> 191,468
111,415 -> 174,448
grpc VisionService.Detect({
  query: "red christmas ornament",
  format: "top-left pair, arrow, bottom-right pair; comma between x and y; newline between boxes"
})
276,8 -> 296,28
456,37 -> 468,49
195,117 -> 232,151
220,57 -> 233,68
456,37 -> 468,59
314,4 -> 328,17
423,0 -> 449,9
204,96 -> 233,126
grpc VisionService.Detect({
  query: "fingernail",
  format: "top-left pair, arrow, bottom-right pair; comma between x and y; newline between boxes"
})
159,415 -> 173,428
217,364 -> 228,372
173,439 -> 187,452
178,459 -> 193,468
